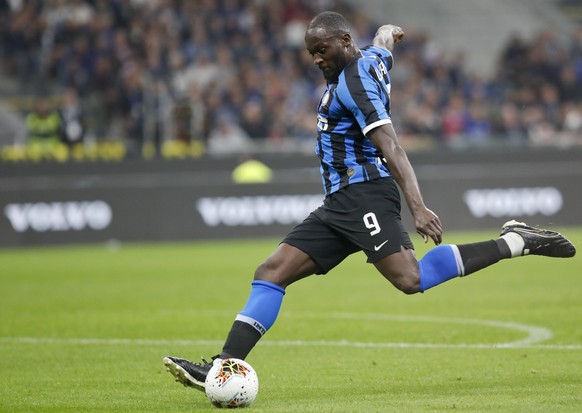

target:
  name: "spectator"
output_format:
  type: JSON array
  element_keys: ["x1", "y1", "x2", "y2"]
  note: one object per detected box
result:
[
  {"x1": 463, "y1": 102, "x2": 492, "y2": 145},
  {"x1": 441, "y1": 93, "x2": 467, "y2": 147},
  {"x1": 26, "y1": 96, "x2": 62, "y2": 147},
  {"x1": 240, "y1": 99, "x2": 271, "y2": 139},
  {"x1": 207, "y1": 112, "x2": 254, "y2": 155},
  {"x1": 59, "y1": 87, "x2": 85, "y2": 146},
  {"x1": 562, "y1": 102, "x2": 582, "y2": 142},
  {"x1": 495, "y1": 102, "x2": 527, "y2": 145}
]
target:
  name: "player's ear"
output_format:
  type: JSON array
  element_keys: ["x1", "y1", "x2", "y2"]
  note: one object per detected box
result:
[{"x1": 340, "y1": 33, "x2": 352, "y2": 49}]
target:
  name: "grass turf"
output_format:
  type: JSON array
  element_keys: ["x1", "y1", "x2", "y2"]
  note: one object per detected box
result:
[{"x1": 1, "y1": 227, "x2": 581, "y2": 412}]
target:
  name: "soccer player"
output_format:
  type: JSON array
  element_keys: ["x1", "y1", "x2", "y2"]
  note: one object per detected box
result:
[{"x1": 164, "y1": 11, "x2": 575, "y2": 391}]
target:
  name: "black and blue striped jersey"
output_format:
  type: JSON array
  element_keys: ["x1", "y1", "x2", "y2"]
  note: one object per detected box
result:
[{"x1": 316, "y1": 45, "x2": 395, "y2": 195}]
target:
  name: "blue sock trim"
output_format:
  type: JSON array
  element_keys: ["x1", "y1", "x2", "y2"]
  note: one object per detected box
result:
[
  {"x1": 251, "y1": 280, "x2": 285, "y2": 294},
  {"x1": 238, "y1": 280, "x2": 285, "y2": 333},
  {"x1": 419, "y1": 245, "x2": 462, "y2": 292}
]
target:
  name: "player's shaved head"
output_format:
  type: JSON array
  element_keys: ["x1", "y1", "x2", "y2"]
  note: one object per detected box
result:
[
  {"x1": 306, "y1": 11, "x2": 352, "y2": 38},
  {"x1": 304, "y1": 11, "x2": 358, "y2": 82}
]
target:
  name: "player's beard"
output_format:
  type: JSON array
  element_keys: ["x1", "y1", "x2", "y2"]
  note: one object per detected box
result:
[{"x1": 322, "y1": 53, "x2": 348, "y2": 82}]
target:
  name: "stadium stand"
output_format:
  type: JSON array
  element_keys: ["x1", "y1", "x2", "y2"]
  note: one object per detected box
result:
[{"x1": 0, "y1": 0, "x2": 580, "y2": 162}]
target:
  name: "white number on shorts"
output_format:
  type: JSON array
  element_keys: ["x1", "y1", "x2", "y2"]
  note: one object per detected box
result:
[{"x1": 363, "y1": 212, "x2": 381, "y2": 236}]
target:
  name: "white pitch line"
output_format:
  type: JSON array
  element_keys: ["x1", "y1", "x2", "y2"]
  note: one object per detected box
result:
[
  {"x1": 0, "y1": 313, "x2": 578, "y2": 350},
  {"x1": 155, "y1": 311, "x2": 554, "y2": 348},
  {"x1": 285, "y1": 312, "x2": 554, "y2": 347},
  {"x1": 0, "y1": 336, "x2": 581, "y2": 350}
]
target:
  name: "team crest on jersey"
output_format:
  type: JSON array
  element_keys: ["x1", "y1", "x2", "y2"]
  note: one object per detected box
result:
[
  {"x1": 317, "y1": 114, "x2": 328, "y2": 131},
  {"x1": 347, "y1": 168, "x2": 355, "y2": 177}
]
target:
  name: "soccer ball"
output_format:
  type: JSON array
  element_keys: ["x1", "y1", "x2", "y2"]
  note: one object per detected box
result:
[{"x1": 205, "y1": 358, "x2": 259, "y2": 408}]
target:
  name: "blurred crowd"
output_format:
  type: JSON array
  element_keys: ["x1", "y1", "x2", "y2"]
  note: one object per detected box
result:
[
  {"x1": 393, "y1": 28, "x2": 582, "y2": 149},
  {"x1": 0, "y1": 0, "x2": 581, "y2": 157}
]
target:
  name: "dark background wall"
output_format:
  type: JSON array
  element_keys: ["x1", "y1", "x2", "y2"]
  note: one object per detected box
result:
[{"x1": 1, "y1": 147, "x2": 581, "y2": 248}]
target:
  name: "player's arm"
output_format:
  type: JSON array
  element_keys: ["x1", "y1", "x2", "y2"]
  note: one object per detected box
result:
[
  {"x1": 373, "y1": 24, "x2": 404, "y2": 52},
  {"x1": 368, "y1": 123, "x2": 443, "y2": 245},
  {"x1": 370, "y1": 24, "x2": 442, "y2": 244}
]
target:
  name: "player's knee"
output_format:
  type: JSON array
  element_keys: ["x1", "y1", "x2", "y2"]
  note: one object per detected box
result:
[
  {"x1": 392, "y1": 272, "x2": 420, "y2": 295},
  {"x1": 399, "y1": 280, "x2": 420, "y2": 295},
  {"x1": 253, "y1": 260, "x2": 285, "y2": 287},
  {"x1": 254, "y1": 261, "x2": 273, "y2": 281},
  {"x1": 375, "y1": 248, "x2": 421, "y2": 295}
]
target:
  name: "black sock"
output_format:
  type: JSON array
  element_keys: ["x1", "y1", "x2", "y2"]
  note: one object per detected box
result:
[
  {"x1": 457, "y1": 239, "x2": 509, "y2": 276},
  {"x1": 219, "y1": 320, "x2": 262, "y2": 360}
]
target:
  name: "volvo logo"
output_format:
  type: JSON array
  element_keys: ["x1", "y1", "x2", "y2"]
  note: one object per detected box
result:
[
  {"x1": 4, "y1": 201, "x2": 113, "y2": 232},
  {"x1": 197, "y1": 195, "x2": 323, "y2": 227},
  {"x1": 464, "y1": 187, "x2": 563, "y2": 218}
]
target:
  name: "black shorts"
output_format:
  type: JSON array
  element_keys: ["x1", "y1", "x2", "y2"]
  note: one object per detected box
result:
[{"x1": 282, "y1": 178, "x2": 414, "y2": 274}]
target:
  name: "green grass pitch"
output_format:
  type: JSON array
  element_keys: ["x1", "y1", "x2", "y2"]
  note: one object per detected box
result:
[{"x1": 1, "y1": 228, "x2": 581, "y2": 412}]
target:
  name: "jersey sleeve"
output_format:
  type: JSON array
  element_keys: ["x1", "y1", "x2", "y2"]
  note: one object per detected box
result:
[
  {"x1": 363, "y1": 45, "x2": 394, "y2": 71},
  {"x1": 337, "y1": 50, "x2": 393, "y2": 136}
]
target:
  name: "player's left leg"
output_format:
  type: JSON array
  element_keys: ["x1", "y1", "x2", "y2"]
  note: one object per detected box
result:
[
  {"x1": 163, "y1": 243, "x2": 318, "y2": 391},
  {"x1": 163, "y1": 356, "x2": 213, "y2": 390},
  {"x1": 219, "y1": 242, "x2": 320, "y2": 360},
  {"x1": 374, "y1": 220, "x2": 576, "y2": 294},
  {"x1": 164, "y1": 207, "x2": 356, "y2": 391}
]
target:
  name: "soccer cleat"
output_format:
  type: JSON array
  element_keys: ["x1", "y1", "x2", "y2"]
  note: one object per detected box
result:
[
  {"x1": 500, "y1": 220, "x2": 576, "y2": 258},
  {"x1": 163, "y1": 356, "x2": 219, "y2": 391}
]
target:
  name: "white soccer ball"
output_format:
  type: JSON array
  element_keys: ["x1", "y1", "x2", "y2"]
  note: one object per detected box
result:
[{"x1": 205, "y1": 358, "x2": 259, "y2": 408}]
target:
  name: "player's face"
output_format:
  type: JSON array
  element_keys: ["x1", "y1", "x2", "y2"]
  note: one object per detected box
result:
[{"x1": 305, "y1": 30, "x2": 351, "y2": 82}]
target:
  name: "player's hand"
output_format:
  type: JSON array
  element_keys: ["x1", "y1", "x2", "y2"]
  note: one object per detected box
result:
[
  {"x1": 414, "y1": 207, "x2": 442, "y2": 245},
  {"x1": 373, "y1": 24, "x2": 404, "y2": 51}
]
